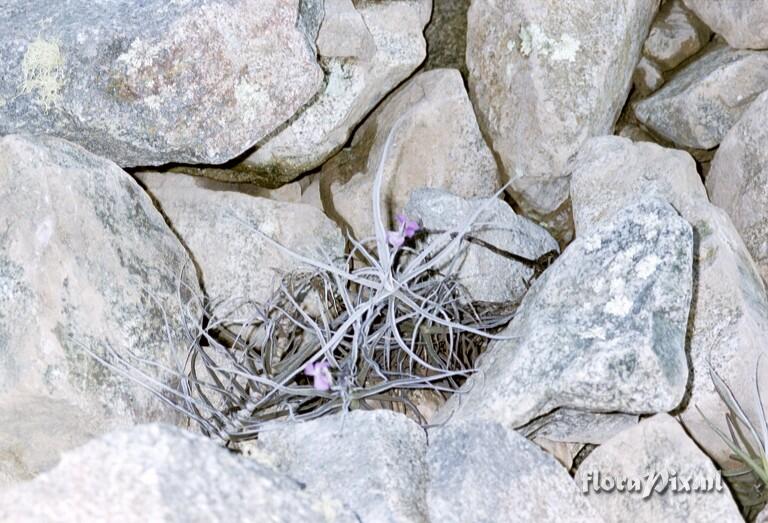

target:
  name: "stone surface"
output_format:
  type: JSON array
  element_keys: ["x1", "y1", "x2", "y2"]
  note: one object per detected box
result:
[
  {"x1": 643, "y1": 0, "x2": 711, "y2": 71},
  {"x1": 318, "y1": 68, "x2": 499, "y2": 239},
  {"x1": 404, "y1": 188, "x2": 558, "y2": 304},
  {"x1": 466, "y1": 0, "x2": 657, "y2": 234},
  {"x1": 436, "y1": 198, "x2": 693, "y2": 430},
  {"x1": 569, "y1": 135, "x2": 768, "y2": 467},
  {"x1": 521, "y1": 408, "x2": 639, "y2": 445},
  {"x1": 255, "y1": 410, "x2": 428, "y2": 523},
  {"x1": 684, "y1": 0, "x2": 768, "y2": 50},
  {"x1": 0, "y1": 0, "x2": 323, "y2": 167},
  {"x1": 707, "y1": 90, "x2": 768, "y2": 283},
  {"x1": 634, "y1": 42, "x2": 768, "y2": 149},
  {"x1": 424, "y1": 0, "x2": 470, "y2": 77},
  {"x1": 0, "y1": 424, "x2": 355, "y2": 523},
  {"x1": 137, "y1": 171, "x2": 344, "y2": 310},
  {"x1": 0, "y1": 135, "x2": 197, "y2": 427},
  {"x1": 239, "y1": 0, "x2": 431, "y2": 183},
  {"x1": 427, "y1": 420, "x2": 602, "y2": 523},
  {"x1": 576, "y1": 414, "x2": 742, "y2": 523},
  {"x1": 633, "y1": 57, "x2": 665, "y2": 96}
]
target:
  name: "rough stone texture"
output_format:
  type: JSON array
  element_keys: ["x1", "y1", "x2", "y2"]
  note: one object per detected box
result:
[
  {"x1": 424, "y1": 0, "x2": 470, "y2": 78},
  {"x1": 319, "y1": 68, "x2": 500, "y2": 239},
  {"x1": 436, "y1": 198, "x2": 693, "y2": 430},
  {"x1": 0, "y1": 135, "x2": 197, "y2": 428},
  {"x1": 576, "y1": 414, "x2": 742, "y2": 523},
  {"x1": 427, "y1": 420, "x2": 602, "y2": 523},
  {"x1": 0, "y1": 1, "x2": 323, "y2": 167},
  {"x1": 633, "y1": 42, "x2": 768, "y2": 149},
  {"x1": 0, "y1": 424, "x2": 355, "y2": 523},
  {"x1": 707, "y1": 90, "x2": 768, "y2": 283},
  {"x1": 239, "y1": 0, "x2": 431, "y2": 183},
  {"x1": 404, "y1": 188, "x2": 558, "y2": 304},
  {"x1": 255, "y1": 410, "x2": 428, "y2": 523},
  {"x1": 0, "y1": 394, "x2": 103, "y2": 488},
  {"x1": 633, "y1": 57, "x2": 665, "y2": 96},
  {"x1": 466, "y1": 0, "x2": 657, "y2": 235},
  {"x1": 684, "y1": 0, "x2": 768, "y2": 50},
  {"x1": 643, "y1": 0, "x2": 711, "y2": 71},
  {"x1": 569, "y1": 135, "x2": 768, "y2": 467},
  {"x1": 521, "y1": 408, "x2": 639, "y2": 445},
  {"x1": 136, "y1": 171, "x2": 344, "y2": 310}
]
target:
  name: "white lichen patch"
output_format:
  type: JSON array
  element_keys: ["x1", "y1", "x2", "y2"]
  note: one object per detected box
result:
[
  {"x1": 635, "y1": 254, "x2": 661, "y2": 279},
  {"x1": 605, "y1": 294, "x2": 633, "y2": 316},
  {"x1": 518, "y1": 24, "x2": 581, "y2": 63},
  {"x1": 21, "y1": 38, "x2": 65, "y2": 110}
]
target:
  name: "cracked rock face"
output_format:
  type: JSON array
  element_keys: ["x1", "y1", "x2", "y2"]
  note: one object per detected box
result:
[
  {"x1": 683, "y1": 0, "x2": 768, "y2": 50},
  {"x1": 0, "y1": 135, "x2": 198, "y2": 427},
  {"x1": 437, "y1": 198, "x2": 693, "y2": 430},
  {"x1": 0, "y1": 0, "x2": 323, "y2": 166},
  {"x1": 465, "y1": 0, "x2": 657, "y2": 237}
]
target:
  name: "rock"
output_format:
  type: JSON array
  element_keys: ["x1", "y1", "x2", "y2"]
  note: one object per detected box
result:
[
  {"x1": 0, "y1": 394, "x2": 103, "y2": 488},
  {"x1": 465, "y1": 0, "x2": 657, "y2": 235},
  {"x1": 633, "y1": 57, "x2": 665, "y2": 96},
  {"x1": 0, "y1": 424, "x2": 355, "y2": 523},
  {"x1": 706, "y1": 90, "x2": 768, "y2": 283},
  {"x1": 404, "y1": 188, "x2": 558, "y2": 304},
  {"x1": 318, "y1": 68, "x2": 500, "y2": 239},
  {"x1": 424, "y1": 0, "x2": 470, "y2": 77},
  {"x1": 633, "y1": 42, "x2": 768, "y2": 149},
  {"x1": 238, "y1": 0, "x2": 431, "y2": 183},
  {"x1": 136, "y1": 171, "x2": 344, "y2": 310},
  {"x1": 436, "y1": 198, "x2": 694, "y2": 430},
  {"x1": 576, "y1": 414, "x2": 742, "y2": 523},
  {"x1": 254, "y1": 410, "x2": 428, "y2": 523},
  {"x1": 569, "y1": 135, "x2": 768, "y2": 467},
  {"x1": 643, "y1": 0, "x2": 711, "y2": 71},
  {"x1": 683, "y1": 0, "x2": 768, "y2": 50},
  {"x1": 521, "y1": 408, "x2": 639, "y2": 446},
  {"x1": 0, "y1": 0, "x2": 323, "y2": 167},
  {"x1": 0, "y1": 135, "x2": 197, "y2": 427},
  {"x1": 427, "y1": 420, "x2": 602, "y2": 522}
]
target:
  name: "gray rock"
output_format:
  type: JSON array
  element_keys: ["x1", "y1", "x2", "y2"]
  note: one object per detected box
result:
[
  {"x1": 643, "y1": 0, "x2": 711, "y2": 71},
  {"x1": 707, "y1": 90, "x2": 768, "y2": 283},
  {"x1": 0, "y1": 0, "x2": 323, "y2": 166},
  {"x1": 569, "y1": 135, "x2": 768, "y2": 467},
  {"x1": 521, "y1": 408, "x2": 639, "y2": 446},
  {"x1": 466, "y1": 0, "x2": 657, "y2": 236},
  {"x1": 318, "y1": 68, "x2": 499, "y2": 239},
  {"x1": 0, "y1": 424, "x2": 355, "y2": 523},
  {"x1": 436, "y1": 198, "x2": 693, "y2": 430},
  {"x1": 424, "y1": 0, "x2": 470, "y2": 78},
  {"x1": 404, "y1": 188, "x2": 558, "y2": 304},
  {"x1": 255, "y1": 410, "x2": 428, "y2": 523},
  {"x1": 684, "y1": 0, "x2": 768, "y2": 50},
  {"x1": 633, "y1": 42, "x2": 768, "y2": 149},
  {"x1": 576, "y1": 414, "x2": 742, "y2": 523},
  {"x1": 238, "y1": 0, "x2": 431, "y2": 183},
  {"x1": 633, "y1": 57, "x2": 665, "y2": 96},
  {"x1": 136, "y1": 171, "x2": 344, "y2": 312},
  {"x1": 427, "y1": 420, "x2": 603, "y2": 523},
  {"x1": 0, "y1": 135, "x2": 197, "y2": 427}
]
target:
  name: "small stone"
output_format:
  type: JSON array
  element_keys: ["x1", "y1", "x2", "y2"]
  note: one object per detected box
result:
[
  {"x1": 643, "y1": 0, "x2": 711, "y2": 71},
  {"x1": 634, "y1": 42, "x2": 768, "y2": 149},
  {"x1": 684, "y1": 0, "x2": 768, "y2": 50},
  {"x1": 633, "y1": 56, "x2": 665, "y2": 96}
]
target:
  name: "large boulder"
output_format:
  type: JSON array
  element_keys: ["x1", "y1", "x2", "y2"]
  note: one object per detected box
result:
[
  {"x1": 318, "y1": 68, "x2": 499, "y2": 239},
  {"x1": 706, "y1": 90, "x2": 768, "y2": 283},
  {"x1": 137, "y1": 171, "x2": 344, "y2": 310},
  {"x1": 254, "y1": 410, "x2": 428, "y2": 523},
  {"x1": 436, "y1": 198, "x2": 693, "y2": 429},
  {"x1": 0, "y1": 424, "x2": 356, "y2": 522},
  {"x1": 569, "y1": 135, "x2": 768, "y2": 467},
  {"x1": 576, "y1": 414, "x2": 742, "y2": 523},
  {"x1": 465, "y1": 0, "x2": 657, "y2": 235},
  {"x1": 633, "y1": 43, "x2": 768, "y2": 149},
  {"x1": 683, "y1": 0, "x2": 768, "y2": 50},
  {"x1": 427, "y1": 420, "x2": 602, "y2": 522},
  {"x1": 238, "y1": 0, "x2": 431, "y2": 183},
  {"x1": 0, "y1": 0, "x2": 322, "y2": 166}
]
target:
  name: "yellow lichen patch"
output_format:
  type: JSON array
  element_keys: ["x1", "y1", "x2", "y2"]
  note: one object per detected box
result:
[{"x1": 21, "y1": 38, "x2": 65, "y2": 111}]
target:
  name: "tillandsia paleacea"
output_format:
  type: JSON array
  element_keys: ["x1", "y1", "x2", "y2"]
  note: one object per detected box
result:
[{"x1": 77, "y1": 106, "x2": 557, "y2": 444}]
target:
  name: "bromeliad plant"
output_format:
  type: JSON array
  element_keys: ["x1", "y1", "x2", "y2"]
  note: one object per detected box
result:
[
  {"x1": 81, "y1": 113, "x2": 554, "y2": 444},
  {"x1": 699, "y1": 361, "x2": 768, "y2": 520}
]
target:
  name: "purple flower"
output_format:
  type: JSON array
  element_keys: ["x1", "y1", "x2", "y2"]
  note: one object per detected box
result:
[
  {"x1": 304, "y1": 360, "x2": 332, "y2": 391},
  {"x1": 387, "y1": 214, "x2": 421, "y2": 249}
]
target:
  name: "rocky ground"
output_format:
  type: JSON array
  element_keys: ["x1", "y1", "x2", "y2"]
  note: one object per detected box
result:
[{"x1": 1, "y1": 1, "x2": 768, "y2": 522}]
